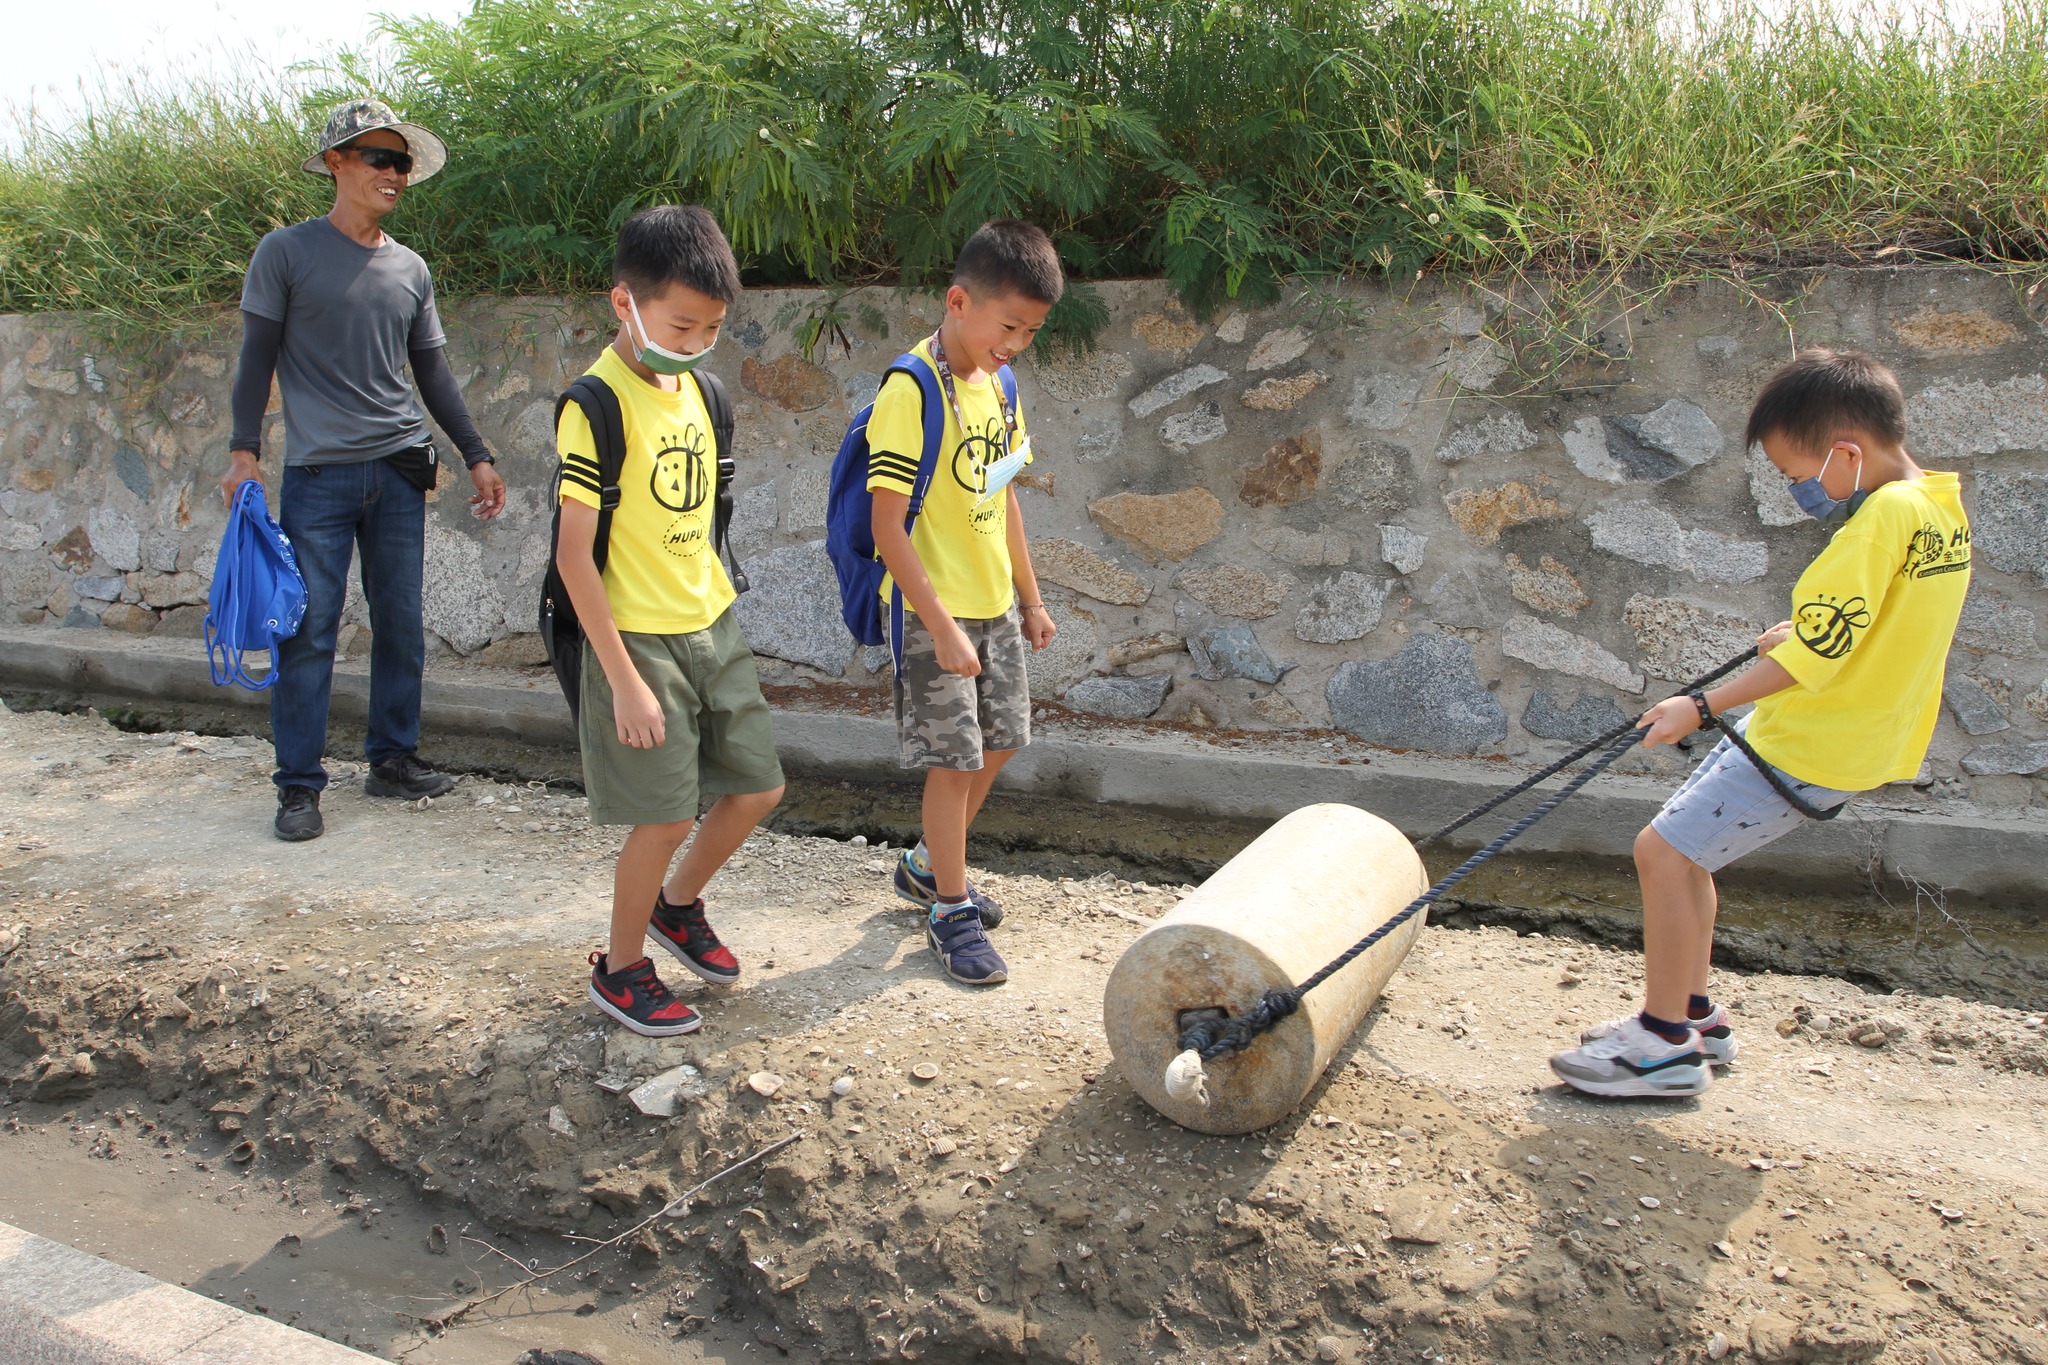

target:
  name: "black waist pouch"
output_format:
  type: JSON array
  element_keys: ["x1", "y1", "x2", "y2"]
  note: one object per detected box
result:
[{"x1": 384, "y1": 440, "x2": 439, "y2": 492}]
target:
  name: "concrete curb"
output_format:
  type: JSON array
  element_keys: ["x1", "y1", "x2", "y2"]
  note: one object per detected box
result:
[
  {"x1": 0, "y1": 1219, "x2": 376, "y2": 1364},
  {"x1": 2, "y1": 624, "x2": 2042, "y2": 897}
]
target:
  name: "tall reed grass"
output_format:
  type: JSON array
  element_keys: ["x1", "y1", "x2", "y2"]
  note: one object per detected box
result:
[{"x1": 3, "y1": 0, "x2": 2044, "y2": 331}]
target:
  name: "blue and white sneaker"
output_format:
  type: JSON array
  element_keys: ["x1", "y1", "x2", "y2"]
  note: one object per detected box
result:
[
  {"x1": 1582, "y1": 1005, "x2": 1738, "y2": 1066},
  {"x1": 927, "y1": 904, "x2": 1008, "y2": 986},
  {"x1": 1549, "y1": 1016, "x2": 1712, "y2": 1098},
  {"x1": 894, "y1": 850, "x2": 1006, "y2": 929}
]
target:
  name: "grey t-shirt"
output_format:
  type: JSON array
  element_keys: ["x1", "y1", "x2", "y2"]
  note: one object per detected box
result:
[{"x1": 240, "y1": 217, "x2": 447, "y2": 466}]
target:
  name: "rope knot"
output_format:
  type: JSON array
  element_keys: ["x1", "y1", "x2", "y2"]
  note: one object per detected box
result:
[{"x1": 1175, "y1": 987, "x2": 1305, "y2": 1061}]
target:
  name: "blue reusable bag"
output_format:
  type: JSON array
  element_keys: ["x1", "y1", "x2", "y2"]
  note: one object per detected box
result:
[
  {"x1": 204, "y1": 479, "x2": 307, "y2": 690},
  {"x1": 823, "y1": 352, "x2": 1016, "y2": 656}
]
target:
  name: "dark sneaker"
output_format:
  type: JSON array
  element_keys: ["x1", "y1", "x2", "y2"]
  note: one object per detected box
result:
[
  {"x1": 364, "y1": 752, "x2": 457, "y2": 799},
  {"x1": 274, "y1": 786, "x2": 324, "y2": 842},
  {"x1": 587, "y1": 952, "x2": 702, "y2": 1037},
  {"x1": 893, "y1": 850, "x2": 1006, "y2": 929},
  {"x1": 650, "y1": 894, "x2": 741, "y2": 986},
  {"x1": 927, "y1": 905, "x2": 1008, "y2": 986}
]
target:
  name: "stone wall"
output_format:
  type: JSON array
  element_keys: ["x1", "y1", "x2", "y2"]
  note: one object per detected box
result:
[{"x1": 3, "y1": 268, "x2": 2046, "y2": 810}]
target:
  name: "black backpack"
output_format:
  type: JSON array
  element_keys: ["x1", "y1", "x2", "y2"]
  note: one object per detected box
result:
[{"x1": 538, "y1": 369, "x2": 747, "y2": 720}]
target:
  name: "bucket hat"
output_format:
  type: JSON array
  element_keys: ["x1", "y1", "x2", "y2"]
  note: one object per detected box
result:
[{"x1": 301, "y1": 99, "x2": 447, "y2": 183}]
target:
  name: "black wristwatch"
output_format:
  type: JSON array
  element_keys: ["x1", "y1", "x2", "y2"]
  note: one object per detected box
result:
[
  {"x1": 1686, "y1": 689, "x2": 1715, "y2": 729},
  {"x1": 463, "y1": 453, "x2": 497, "y2": 470}
]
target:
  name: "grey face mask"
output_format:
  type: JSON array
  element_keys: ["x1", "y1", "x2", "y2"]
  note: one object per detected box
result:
[
  {"x1": 1788, "y1": 447, "x2": 1867, "y2": 524},
  {"x1": 626, "y1": 292, "x2": 717, "y2": 376}
]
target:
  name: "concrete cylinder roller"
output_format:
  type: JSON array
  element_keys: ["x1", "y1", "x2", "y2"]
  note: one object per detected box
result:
[{"x1": 1102, "y1": 804, "x2": 1428, "y2": 1135}]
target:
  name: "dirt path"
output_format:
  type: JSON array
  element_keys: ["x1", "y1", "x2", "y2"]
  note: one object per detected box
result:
[{"x1": 1, "y1": 701, "x2": 2044, "y2": 1365}]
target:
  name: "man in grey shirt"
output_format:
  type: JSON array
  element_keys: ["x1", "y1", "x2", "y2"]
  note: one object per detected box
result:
[{"x1": 221, "y1": 99, "x2": 507, "y2": 842}]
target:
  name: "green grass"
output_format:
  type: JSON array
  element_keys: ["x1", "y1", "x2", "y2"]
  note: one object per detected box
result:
[{"x1": 4, "y1": 0, "x2": 2046, "y2": 335}]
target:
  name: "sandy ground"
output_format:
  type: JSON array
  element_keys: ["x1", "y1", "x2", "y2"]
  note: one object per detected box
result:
[{"x1": 1, "y1": 700, "x2": 2045, "y2": 1365}]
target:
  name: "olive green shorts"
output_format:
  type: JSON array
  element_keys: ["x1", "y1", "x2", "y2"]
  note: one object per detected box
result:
[{"x1": 578, "y1": 609, "x2": 784, "y2": 826}]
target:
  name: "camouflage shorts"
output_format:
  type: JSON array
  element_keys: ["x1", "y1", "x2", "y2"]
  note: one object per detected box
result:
[{"x1": 893, "y1": 606, "x2": 1032, "y2": 770}]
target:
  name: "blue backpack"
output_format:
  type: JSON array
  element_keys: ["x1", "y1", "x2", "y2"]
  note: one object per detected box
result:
[
  {"x1": 204, "y1": 479, "x2": 307, "y2": 690},
  {"x1": 825, "y1": 351, "x2": 1017, "y2": 656}
]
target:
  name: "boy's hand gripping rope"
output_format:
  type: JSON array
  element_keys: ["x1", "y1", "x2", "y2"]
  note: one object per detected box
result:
[{"x1": 1163, "y1": 647, "x2": 1771, "y2": 1107}]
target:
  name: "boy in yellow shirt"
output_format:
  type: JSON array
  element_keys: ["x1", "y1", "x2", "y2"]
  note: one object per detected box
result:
[
  {"x1": 553, "y1": 205, "x2": 784, "y2": 1036},
  {"x1": 868, "y1": 221, "x2": 1062, "y2": 985},
  {"x1": 1551, "y1": 349, "x2": 1971, "y2": 1097}
]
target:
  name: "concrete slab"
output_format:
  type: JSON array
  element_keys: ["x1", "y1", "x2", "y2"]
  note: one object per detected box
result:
[
  {"x1": 1, "y1": 624, "x2": 2042, "y2": 898},
  {"x1": 0, "y1": 1220, "x2": 375, "y2": 1364}
]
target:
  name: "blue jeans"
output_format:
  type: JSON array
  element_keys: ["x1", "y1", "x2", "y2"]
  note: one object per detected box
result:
[{"x1": 272, "y1": 458, "x2": 426, "y2": 791}]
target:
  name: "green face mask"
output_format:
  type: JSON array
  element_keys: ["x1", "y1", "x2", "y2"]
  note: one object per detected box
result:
[{"x1": 626, "y1": 292, "x2": 717, "y2": 375}]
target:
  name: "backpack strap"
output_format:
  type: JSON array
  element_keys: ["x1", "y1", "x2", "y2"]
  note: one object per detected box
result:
[
  {"x1": 896, "y1": 354, "x2": 948, "y2": 521},
  {"x1": 996, "y1": 363, "x2": 1018, "y2": 433},
  {"x1": 884, "y1": 353, "x2": 950, "y2": 666},
  {"x1": 555, "y1": 375, "x2": 627, "y2": 574},
  {"x1": 692, "y1": 368, "x2": 748, "y2": 594}
]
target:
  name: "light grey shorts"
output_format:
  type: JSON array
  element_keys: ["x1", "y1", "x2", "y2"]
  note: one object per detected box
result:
[{"x1": 1650, "y1": 730, "x2": 1856, "y2": 873}]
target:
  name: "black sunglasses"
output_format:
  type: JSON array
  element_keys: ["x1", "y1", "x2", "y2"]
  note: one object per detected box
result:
[{"x1": 345, "y1": 146, "x2": 414, "y2": 174}]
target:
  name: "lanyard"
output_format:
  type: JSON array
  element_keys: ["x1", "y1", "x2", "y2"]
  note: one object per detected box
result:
[{"x1": 927, "y1": 332, "x2": 1018, "y2": 456}]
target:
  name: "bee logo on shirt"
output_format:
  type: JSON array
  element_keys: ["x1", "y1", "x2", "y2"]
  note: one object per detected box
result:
[
  {"x1": 650, "y1": 426, "x2": 709, "y2": 513},
  {"x1": 1794, "y1": 593, "x2": 1872, "y2": 661},
  {"x1": 1903, "y1": 525, "x2": 1946, "y2": 577},
  {"x1": 1905, "y1": 521, "x2": 1971, "y2": 579},
  {"x1": 950, "y1": 422, "x2": 1004, "y2": 489}
]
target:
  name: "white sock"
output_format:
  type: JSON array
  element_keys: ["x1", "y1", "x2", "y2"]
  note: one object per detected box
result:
[{"x1": 909, "y1": 839, "x2": 932, "y2": 875}]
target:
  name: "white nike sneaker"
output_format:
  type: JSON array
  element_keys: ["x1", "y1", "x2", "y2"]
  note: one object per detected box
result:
[
  {"x1": 1550, "y1": 1016, "x2": 1713, "y2": 1098},
  {"x1": 1582, "y1": 1004, "x2": 1739, "y2": 1066}
]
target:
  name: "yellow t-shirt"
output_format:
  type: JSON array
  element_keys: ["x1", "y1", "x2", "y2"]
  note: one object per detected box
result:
[
  {"x1": 1746, "y1": 472, "x2": 1971, "y2": 791},
  {"x1": 555, "y1": 346, "x2": 735, "y2": 635},
  {"x1": 864, "y1": 339, "x2": 1031, "y2": 621}
]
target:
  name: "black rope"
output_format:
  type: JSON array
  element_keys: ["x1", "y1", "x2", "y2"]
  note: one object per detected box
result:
[
  {"x1": 1171, "y1": 643, "x2": 1852, "y2": 1066},
  {"x1": 1707, "y1": 714, "x2": 1844, "y2": 821},
  {"x1": 1419, "y1": 648, "x2": 1759, "y2": 848},
  {"x1": 1177, "y1": 723, "x2": 1650, "y2": 1062}
]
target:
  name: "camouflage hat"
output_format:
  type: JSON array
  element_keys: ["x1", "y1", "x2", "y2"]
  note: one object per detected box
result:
[{"x1": 300, "y1": 99, "x2": 447, "y2": 183}]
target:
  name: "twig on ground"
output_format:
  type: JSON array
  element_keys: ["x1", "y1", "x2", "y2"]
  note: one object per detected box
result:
[
  {"x1": 458, "y1": 1235, "x2": 534, "y2": 1275},
  {"x1": 411, "y1": 1129, "x2": 806, "y2": 1335},
  {"x1": 659, "y1": 1129, "x2": 805, "y2": 1218}
]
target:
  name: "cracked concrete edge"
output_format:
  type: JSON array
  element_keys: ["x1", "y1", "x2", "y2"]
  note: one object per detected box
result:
[
  {"x1": 1, "y1": 625, "x2": 2041, "y2": 898},
  {"x1": 0, "y1": 1220, "x2": 376, "y2": 1364}
]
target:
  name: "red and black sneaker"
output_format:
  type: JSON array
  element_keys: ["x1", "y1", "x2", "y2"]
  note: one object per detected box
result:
[
  {"x1": 587, "y1": 952, "x2": 702, "y2": 1036},
  {"x1": 650, "y1": 894, "x2": 742, "y2": 986}
]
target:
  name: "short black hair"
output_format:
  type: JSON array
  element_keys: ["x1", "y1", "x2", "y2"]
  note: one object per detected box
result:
[
  {"x1": 952, "y1": 219, "x2": 1064, "y2": 305},
  {"x1": 1744, "y1": 348, "x2": 1906, "y2": 455},
  {"x1": 612, "y1": 205, "x2": 742, "y2": 304}
]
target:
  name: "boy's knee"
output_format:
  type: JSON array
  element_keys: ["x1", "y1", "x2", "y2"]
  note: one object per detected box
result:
[
  {"x1": 634, "y1": 819, "x2": 694, "y2": 848},
  {"x1": 734, "y1": 784, "x2": 783, "y2": 814},
  {"x1": 1634, "y1": 825, "x2": 1697, "y2": 877}
]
